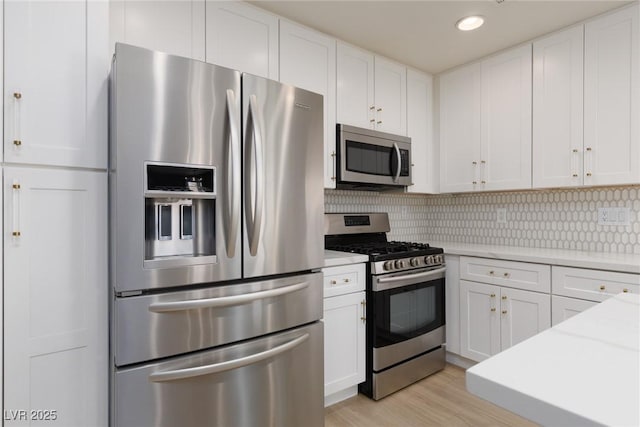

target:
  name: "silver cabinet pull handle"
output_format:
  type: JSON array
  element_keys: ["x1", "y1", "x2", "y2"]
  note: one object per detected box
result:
[
  {"x1": 225, "y1": 89, "x2": 241, "y2": 258},
  {"x1": 246, "y1": 95, "x2": 265, "y2": 257},
  {"x1": 13, "y1": 92, "x2": 22, "y2": 147},
  {"x1": 571, "y1": 148, "x2": 579, "y2": 178},
  {"x1": 148, "y1": 333, "x2": 309, "y2": 382},
  {"x1": 392, "y1": 142, "x2": 401, "y2": 183},
  {"x1": 12, "y1": 180, "x2": 22, "y2": 238},
  {"x1": 585, "y1": 147, "x2": 593, "y2": 178},
  {"x1": 473, "y1": 161, "x2": 479, "y2": 185},
  {"x1": 148, "y1": 281, "x2": 309, "y2": 313}
]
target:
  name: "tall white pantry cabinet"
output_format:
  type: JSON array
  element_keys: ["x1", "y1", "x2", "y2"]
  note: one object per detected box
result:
[{"x1": 2, "y1": 1, "x2": 109, "y2": 425}]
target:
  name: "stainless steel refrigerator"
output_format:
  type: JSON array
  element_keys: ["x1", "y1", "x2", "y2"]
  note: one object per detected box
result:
[{"x1": 109, "y1": 43, "x2": 324, "y2": 426}]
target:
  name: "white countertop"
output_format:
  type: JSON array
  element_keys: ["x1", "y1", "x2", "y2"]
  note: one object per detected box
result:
[
  {"x1": 466, "y1": 293, "x2": 640, "y2": 426},
  {"x1": 323, "y1": 250, "x2": 369, "y2": 268},
  {"x1": 431, "y1": 241, "x2": 640, "y2": 274}
]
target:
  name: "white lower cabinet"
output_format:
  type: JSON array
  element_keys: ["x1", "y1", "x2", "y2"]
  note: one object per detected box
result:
[
  {"x1": 3, "y1": 167, "x2": 107, "y2": 426},
  {"x1": 460, "y1": 280, "x2": 550, "y2": 362},
  {"x1": 551, "y1": 295, "x2": 598, "y2": 326},
  {"x1": 551, "y1": 265, "x2": 639, "y2": 325},
  {"x1": 322, "y1": 263, "x2": 365, "y2": 406}
]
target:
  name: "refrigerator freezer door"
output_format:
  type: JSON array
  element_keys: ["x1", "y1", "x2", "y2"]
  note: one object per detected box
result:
[
  {"x1": 242, "y1": 74, "x2": 324, "y2": 278},
  {"x1": 114, "y1": 272, "x2": 323, "y2": 366},
  {"x1": 110, "y1": 44, "x2": 242, "y2": 292},
  {"x1": 114, "y1": 322, "x2": 324, "y2": 427}
]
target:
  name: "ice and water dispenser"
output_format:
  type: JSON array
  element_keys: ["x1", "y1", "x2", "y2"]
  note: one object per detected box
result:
[{"x1": 144, "y1": 162, "x2": 216, "y2": 267}]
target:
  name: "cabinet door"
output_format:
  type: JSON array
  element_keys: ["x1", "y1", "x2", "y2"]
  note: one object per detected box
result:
[
  {"x1": 374, "y1": 56, "x2": 407, "y2": 135},
  {"x1": 336, "y1": 42, "x2": 375, "y2": 130},
  {"x1": 406, "y1": 69, "x2": 435, "y2": 194},
  {"x1": 584, "y1": 5, "x2": 639, "y2": 186},
  {"x1": 112, "y1": 0, "x2": 205, "y2": 61},
  {"x1": 439, "y1": 63, "x2": 481, "y2": 193},
  {"x1": 3, "y1": 167, "x2": 107, "y2": 426},
  {"x1": 205, "y1": 1, "x2": 278, "y2": 79},
  {"x1": 551, "y1": 295, "x2": 597, "y2": 326},
  {"x1": 481, "y1": 44, "x2": 532, "y2": 191},
  {"x1": 459, "y1": 280, "x2": 500, "y2": 362},
  {"x1": 279, "y1": 21, "x2": 336, "y2": 189},
  {"x1": 4, "y1": 1, "x2": 102, "y2": 169},
  {"x1": 323, "y1": 291, "x2": 366, "y2": 398},
  {"x1": 500, "y1": 288, "x2": 550, "y2": 351},
  {"x1": 533, "y1": 25, "x2": 584, "y2": 188}
]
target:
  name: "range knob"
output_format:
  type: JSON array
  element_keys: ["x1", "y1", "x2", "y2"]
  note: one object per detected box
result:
[
  {"x1": 394, "y1": 260, "x2": 406, "y2": 269},
  {"x1": 410, "y1": 257, "x2": 421, "y2": 267},
  {"x1": 424, "y1": 255, "x2": 434, "y2": 265},
  {"x1": 383, "y1": 261, "x2": 395, "y2": 271},
  {"x1": 435, "y1": 254, "x2": 444, "y2": 264}
]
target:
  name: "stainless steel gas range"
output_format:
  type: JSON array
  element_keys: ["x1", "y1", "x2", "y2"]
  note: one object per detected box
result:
[{"x1": 325, "y1": 213, "x2": 446, "y2": 400}]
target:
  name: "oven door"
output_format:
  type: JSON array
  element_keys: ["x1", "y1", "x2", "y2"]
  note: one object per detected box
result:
[
  {"x1": 338, "y1": 129, "x2": 411, "y2": 187},
  {"x1": 371, "y1": 266, "x2": 445, "y2": 371}
]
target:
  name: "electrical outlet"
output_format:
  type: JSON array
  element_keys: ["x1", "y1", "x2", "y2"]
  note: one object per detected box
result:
[
  {"x1": 496, "y1": 208, "x2": 507, "y2": 224},
  {"x1": 598, "y1": 207, "x2": 631, "y2": 226}
]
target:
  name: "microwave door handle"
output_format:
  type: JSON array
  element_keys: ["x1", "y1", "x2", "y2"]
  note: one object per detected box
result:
[
  {"x1": 374, "y1": 267, "x2": 446, "y2": 292},
  {"x1": 148, "y1": 281, "x2": 309, "y2": 313},
  {"x1": 393, "y1": 143, "x2": 401, "y2": 182},
  {"x1": 247, "y1": 95, "x2": 265, "y2": 257},
  {"x1": 148, "y1": 333, "x2": 309, "y2": 382},
  {"x1": 225, "y1": 89, "x2": 241, "y2": 258}
]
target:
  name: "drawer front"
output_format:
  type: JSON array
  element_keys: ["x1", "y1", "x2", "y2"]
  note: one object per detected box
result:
[
  {"x1": 551, "y1": 295, "x2": 598, "y2": 326},
  {"x1": 460, "y1": 256, "x2": 551, "y2": 292},
  {"x1": 323, "y1": 263, "x2": 366, "y2": 297},
  {"x1": 552, "y1": 266, "x2": 640, "y2": 302},
  {"x1": 115, "y1": 272, "x2": 323, "y2": 366}
]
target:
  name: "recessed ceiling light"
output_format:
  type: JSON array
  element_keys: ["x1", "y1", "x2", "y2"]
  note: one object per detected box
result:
[{"x1": 456, "y1": 15, "x2": 485, "y2": 31}]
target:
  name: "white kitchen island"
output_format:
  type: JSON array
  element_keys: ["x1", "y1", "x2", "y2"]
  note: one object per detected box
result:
[{"x1": 466, "y1": 292, "x2": 640, "y2": 426}]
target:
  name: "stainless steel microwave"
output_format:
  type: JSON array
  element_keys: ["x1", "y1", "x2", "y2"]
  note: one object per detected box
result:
[{"x1": 336, "y1": 124, "x2": 411, "y2": 190}]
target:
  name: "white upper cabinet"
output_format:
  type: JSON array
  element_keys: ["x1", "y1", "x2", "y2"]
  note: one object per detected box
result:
[
  {"x1": 406, "y1": 69, "x2": 435, "y2": 193},
  {"x1": 584, "y1": 4, "x2": 639, "y2": 186},
  {"x1": 4, "y1": 0, "x2": 108, "y2": 169},
  {"x1": 480, "y1": 44, "x2": 532, "y2": 191},
  {"x1": 279, "y1": 20, "x2": 336, "y2": 189},
  {"x1": 439, "y1": 63, "x2": 482, "y2": 193},
  {"x1": 439, "y1": 45, "x2": 532, "y2": 193},
  {"x1": 533, "y1": 25, "x2": 585, "y2": 188},
  {"x1": 336, "y1": 42, "x2": 374, "y2": 130},
  {"x1": 374, "y1": 56, "x2": 407, "y2": 135},
  {"x1": 337, "y1": 43, "x2": 406, "y2": 135},
  {"x1": 206, "y1": 1, "x2": 278, "y2": 79},
  {"x1": 111, "y1": 0, "x2": 205, "y2": 61}
]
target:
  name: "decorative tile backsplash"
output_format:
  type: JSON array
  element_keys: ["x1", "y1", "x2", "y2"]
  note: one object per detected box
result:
[{"x1": 325, "y1": 186, "x2": 640, "y2": 254}]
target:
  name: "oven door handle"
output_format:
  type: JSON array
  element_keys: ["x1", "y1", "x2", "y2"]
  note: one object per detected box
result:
[
  {"x1": 374, "y1": 267, "x2": 446, "y2": 292},
  {"x1": 148, "y1": 281, "x2": 309, "y2": 313},
  {"x1": 148, "y1": 333, "x2": 309, "y2": 382}
]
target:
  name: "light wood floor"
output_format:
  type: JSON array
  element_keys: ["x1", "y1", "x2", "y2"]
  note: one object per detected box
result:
[{"x1": 325, "y1": 364, "x2": 538, "y2": 426}]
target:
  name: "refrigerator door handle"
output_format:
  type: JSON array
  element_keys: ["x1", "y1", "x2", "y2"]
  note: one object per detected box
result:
[
  {"x1": 225, "y1": 89, "x2": 241, "y2": 258},
  {"x1": 247, "y1": 94, "x2": 265, "y2": 256},
  {"x1": 147, "y1": 281, "x2": 309, "y2": 313},
  {"x1": 148, "y1": 333, "x2": 309, "y2": 382}
]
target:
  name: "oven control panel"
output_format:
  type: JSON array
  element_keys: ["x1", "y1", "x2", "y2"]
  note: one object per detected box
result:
[{"x1": 372, "y1": 254, "x2": 444, "y2": 275}]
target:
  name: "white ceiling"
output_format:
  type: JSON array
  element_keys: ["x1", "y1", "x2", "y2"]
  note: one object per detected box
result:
[{"x1": 249, "y1": 0, "x2": 634, "y2": 74}]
